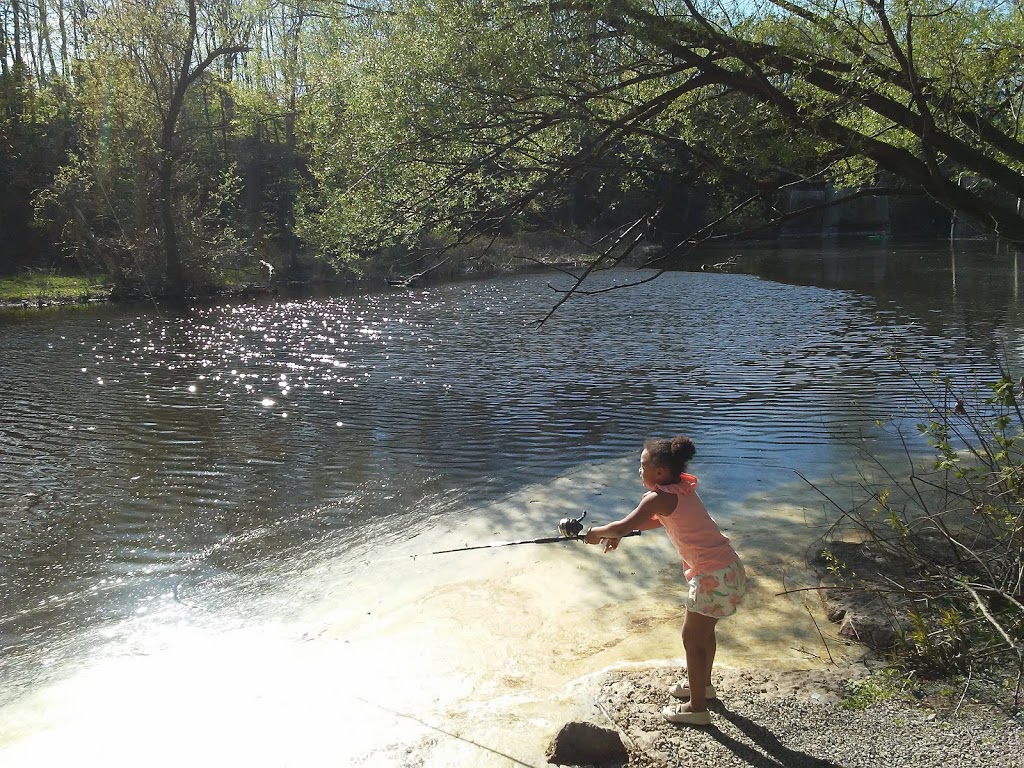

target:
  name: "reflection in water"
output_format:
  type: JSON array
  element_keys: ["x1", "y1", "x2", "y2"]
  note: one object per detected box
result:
[{"x1": 1, "y1": 241, "x2": 1022, "y2": 764}]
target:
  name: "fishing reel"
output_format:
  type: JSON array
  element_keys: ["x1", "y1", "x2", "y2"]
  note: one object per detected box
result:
[{"x1": 558, "y1": 510, "x2": 588, "y2": 538}]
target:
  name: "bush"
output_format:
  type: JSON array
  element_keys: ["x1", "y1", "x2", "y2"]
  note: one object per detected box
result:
[{"x1": 810, "y1": 367, "x2": 1023, "y2": 703}]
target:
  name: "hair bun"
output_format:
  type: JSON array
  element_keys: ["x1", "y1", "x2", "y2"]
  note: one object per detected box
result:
[{"x1": 671, "y1": 436, "x2": 696, "y2": 465}]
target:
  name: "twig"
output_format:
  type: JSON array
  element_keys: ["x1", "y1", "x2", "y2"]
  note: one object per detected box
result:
[
  {"x1": 954, "y1": 666, "x2": 973, "y2": 717},
  {"x1": 355, "y1": 697, "x2": 535, "y2": 766},
  {"x1": 806, "y1": 605, "x2": 837, "y2": 665},
  {"x1": 790, "y1": 646, "x2": 826, "y2": 661},
  {"x1": 962, "y1": 582, "x2": 1023, "y2": 655}
]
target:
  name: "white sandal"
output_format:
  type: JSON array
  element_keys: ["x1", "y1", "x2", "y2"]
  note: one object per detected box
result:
[
  {"x1": 668, "y1": 682, "x2": 717, "y2": 700},
  {"x1": 662, "y1": 705, "x2": 712, "y2": 725}
]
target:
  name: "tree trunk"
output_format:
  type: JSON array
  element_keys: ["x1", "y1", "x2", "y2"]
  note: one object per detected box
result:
[
  {"x1": 220, "y1": 52, "x2": 234, "y2": 163},
  {"x1": 282, "y1": 8, "x2": 304, "y2": 276},
  {"x1": 12, "y1": 0, "x2": 22, "y2": 65},
  {"x1": 159, "y1": 151, "x2": 186, "y2": 297},
  {"x1": 75, "y1": 0, "x2": 87, "y2": 50},
  {"x1": 1, "y1": 2, "x2": 9, "y2": 78},
  {"x1": 56, "y1": 0, "x2": 68, "y2": 78},
  {"x1": 73, "y1": 203, "x2": 126, "y2": 296},
  {"x1": 39, "y1": 0, "x2": 58, "y2": 78}
]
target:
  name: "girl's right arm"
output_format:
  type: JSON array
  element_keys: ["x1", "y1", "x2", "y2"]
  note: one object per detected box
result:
[{"x1": 584, "y1": 491, "x2": 672, "y2": 547}]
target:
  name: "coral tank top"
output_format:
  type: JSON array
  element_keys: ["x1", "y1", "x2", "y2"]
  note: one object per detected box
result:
[{"x1": 653, "y1": 473, "x2": 739, "y2": 581}]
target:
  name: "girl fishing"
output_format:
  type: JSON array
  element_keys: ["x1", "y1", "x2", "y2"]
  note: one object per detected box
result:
[{"x1": 584, "y1": 436, "x2": 746, "y2": 726}]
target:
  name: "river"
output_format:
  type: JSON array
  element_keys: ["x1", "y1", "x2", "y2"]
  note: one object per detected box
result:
[{"x1": 0, "y1": 240, "x2": 1021, "y2": 765}]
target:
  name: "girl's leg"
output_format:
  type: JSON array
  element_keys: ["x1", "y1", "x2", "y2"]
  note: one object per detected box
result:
[{"x1": 681, "y1": 610, "x2": 718, "y2": 712}]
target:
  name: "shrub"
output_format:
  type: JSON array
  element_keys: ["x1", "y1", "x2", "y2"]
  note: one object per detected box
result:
[{"x1": 810, "y1": 367, "x2": 1023, "y2": 703}]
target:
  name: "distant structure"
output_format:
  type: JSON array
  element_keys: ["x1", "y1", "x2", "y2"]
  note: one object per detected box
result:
[{"x1": 779, "y1": 182, "x2": 959, "y2": 239}]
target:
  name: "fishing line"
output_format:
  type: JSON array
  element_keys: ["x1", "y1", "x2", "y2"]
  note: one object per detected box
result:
[{"x1": 354, "y1": 696, "x2": 536, "y2": 767}]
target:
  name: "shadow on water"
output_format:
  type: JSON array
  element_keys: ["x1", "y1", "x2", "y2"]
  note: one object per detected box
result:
[{"x1": 717, "y1": 238, "x2": 1024, "y2": 362}]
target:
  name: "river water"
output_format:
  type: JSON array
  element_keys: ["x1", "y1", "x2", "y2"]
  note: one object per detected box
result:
[{"x1": 0, "y1": 240, "x2": 1022, "y2": 765}]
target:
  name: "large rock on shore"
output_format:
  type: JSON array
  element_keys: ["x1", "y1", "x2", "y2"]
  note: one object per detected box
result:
[
  {"x1": 812, "y1": 540, "x2": 913, "y2": 649},
  {"x1": 545, "y1": 721, "x2": 629, "y2": 766}
]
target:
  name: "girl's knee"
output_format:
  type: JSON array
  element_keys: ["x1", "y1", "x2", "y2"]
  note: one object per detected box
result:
[
  {"x1": 682, "y1": 636, "x2": 705, "y2": 656},
  {"x1": 682, "y1": 625, "x2": 713, "y2": 649}
]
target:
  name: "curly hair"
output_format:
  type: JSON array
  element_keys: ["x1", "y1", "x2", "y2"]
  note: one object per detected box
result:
[{"x1": 643, "y1": 436, "x2": 696, "y2": 477}]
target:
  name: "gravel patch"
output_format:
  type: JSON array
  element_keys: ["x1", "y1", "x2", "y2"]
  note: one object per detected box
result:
[{"x1": 593, "y1": 666, "x2": 1024, "y2": 768}]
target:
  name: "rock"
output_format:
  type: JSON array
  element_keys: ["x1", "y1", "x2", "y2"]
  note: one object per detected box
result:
[
  {"x1": 826, "y1": 604, "x2": 847, "y2": 622},
  {"x1": 838, "y1": 611, "x2": 897, "y2": 648},
  {"x1": 545, "y1": 721, "x2": 629, "y2": 766},
  {"x1": 814, "y1": 542, "x2": 912, "y2": 651}
]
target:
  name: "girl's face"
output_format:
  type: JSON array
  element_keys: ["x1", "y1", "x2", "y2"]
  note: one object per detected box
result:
[{"x1": 639, "y1": 449, "x2": 674, "y2": 489}]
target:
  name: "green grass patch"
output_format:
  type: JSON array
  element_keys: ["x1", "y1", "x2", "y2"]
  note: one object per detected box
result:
[
  {"x1": 840, "y1": 671, "x2": 900, "y2": 710},
  {"x1": 0, "y1": 273, "x2": 109, "y2": 302}
]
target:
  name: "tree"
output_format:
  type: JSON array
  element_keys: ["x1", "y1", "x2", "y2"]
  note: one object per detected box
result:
[
  {"x1": 106, "y1": 0, "x2": 248, "y2": 295},
  {"x1": 40, "y1": 0, "x2": 250, "y2": 297},
  {"x1": 299, "y1": 0, "x2": 1024, "y2": 282},
  {"x1": 232, "y1": 0, "x2": 320, "y2": 278}
]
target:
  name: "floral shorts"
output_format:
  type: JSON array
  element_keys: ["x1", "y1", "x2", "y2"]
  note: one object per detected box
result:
[{"x1": 686, "y1": 560, "x2": 747, "y2": 618}]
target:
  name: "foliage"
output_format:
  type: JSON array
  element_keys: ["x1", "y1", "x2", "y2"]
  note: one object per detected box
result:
[
  {"x1": 0, "y1": 65, "x2": 78, "y2": 273},
  {"x1": 298, "y1": 0, "x2": 1024, "y2": 280},
  {"x1": 7, "y1": 1, "x2": 1024, "y2": 288},
  {"x1": 6, "y1": 0, "x2": 319, "y2": 294},
  {"x1": 300, "y1": 1, "x2": 568, "y2": 265},
  {"x1": 816, "y1": 368, "x2": 1024, "y2": 692},
  {"x1": 840, "y1": 670, "x2": 899, "y2": 711}
]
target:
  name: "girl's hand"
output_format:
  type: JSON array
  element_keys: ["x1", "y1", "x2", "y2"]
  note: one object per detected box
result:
[{"x1": 584, "y1": 525, "x2": 621, "y2": 552}]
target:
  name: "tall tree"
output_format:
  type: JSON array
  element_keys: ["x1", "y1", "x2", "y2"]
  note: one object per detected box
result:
[
  {"x1": 153, "y1": 0, "x2": 248, "y2": 295},
  {"x1": 66, "y1": 0, "x2": 249, "y2": 296}
]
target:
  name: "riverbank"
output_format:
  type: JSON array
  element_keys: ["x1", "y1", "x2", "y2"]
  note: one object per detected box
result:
[
  {"x1": 3, "y1": 257, "x2": 1020, "y2": 767},
  {"x1": 0, "y1": 273, "x2": 112, "y2": 308},
  {"x1": 587, "y1": 662, "x2": 1023, "y2": 767},
  {"x1": 0, "y1": 231, "x2": 659, "y2": 310}
]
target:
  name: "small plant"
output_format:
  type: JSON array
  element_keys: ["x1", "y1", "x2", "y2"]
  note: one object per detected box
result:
[
  {"x1": 825, "y1": 547, "x2": 855, "y2": 579},
  {"x1": 840, "y1": 671, "x2": 899, "y2": 711}
]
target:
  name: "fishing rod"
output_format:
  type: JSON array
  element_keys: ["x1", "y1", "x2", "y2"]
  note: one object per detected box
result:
[{"x1": 424, "y1": 511, "x2": 641, "y2": 556}]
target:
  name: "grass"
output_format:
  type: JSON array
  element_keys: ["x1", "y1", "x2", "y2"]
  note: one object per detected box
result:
[
  {"x1": 0, "y1": 273, "x2": 110, "y2": 303},
  {"x1": 840, "y1": 671, "x2": 900, "y2": 710}
]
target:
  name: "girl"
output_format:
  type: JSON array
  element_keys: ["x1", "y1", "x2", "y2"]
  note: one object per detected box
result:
[{"x1": 584, "y1": 436, "x2": 746, "y2": 726}]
